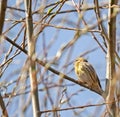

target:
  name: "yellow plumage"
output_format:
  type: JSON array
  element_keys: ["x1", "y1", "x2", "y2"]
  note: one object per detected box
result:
[{"x1": 74, "y1": 57, "x2": 103, "y2": 94}]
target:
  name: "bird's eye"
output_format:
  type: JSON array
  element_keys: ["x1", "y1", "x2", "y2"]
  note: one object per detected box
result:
[
  {"x1": 84, "y1": 59, "x2": 88, "y2": 62},
  {"x1": 75, "y1": 59, "x2": 79, "y2": 62}
]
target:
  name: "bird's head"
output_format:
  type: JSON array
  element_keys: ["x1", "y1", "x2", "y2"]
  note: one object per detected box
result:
[{"x1": 74, "y1": 57, "x2": 88, "y2": 63}]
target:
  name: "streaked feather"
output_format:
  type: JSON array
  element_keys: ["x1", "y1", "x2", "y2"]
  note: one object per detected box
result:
[{"x1": 74, "y1": 57, "x2": 103, "y2": 94}]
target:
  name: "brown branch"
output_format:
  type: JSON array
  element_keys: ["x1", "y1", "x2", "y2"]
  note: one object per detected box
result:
[
  {"x1": 24, "y1": 0, "x2": 40, "y2": 117},
  {"x1": 0, "y1": 0, "x2": 8, "y2": 116},
  {"x1": 40, "y1": 102, "x2": 106, "y2": 114},
  {"x1": 0, "y1": 0, "x2": 7, "y2": 35},
  {"x1": 94, "y1": 0, "x2": 109, "y2": 45},
  {"x1": 3, "y1": 35, "x2": 104, "y2": 96},
  {"x1": 0, "y1": 94, "x2": 8, "y2": 117},
  {"x1": 106, "y1": 0, "x2": 118, "y2": 116},
  {"x1": 39, "y1": 97, "x2": 120, "y2": 116}
]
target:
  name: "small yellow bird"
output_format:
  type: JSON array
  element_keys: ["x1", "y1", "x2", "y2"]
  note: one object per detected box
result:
[{"x1": 74, "y1": 57, "x2": 103, "y2": 95}]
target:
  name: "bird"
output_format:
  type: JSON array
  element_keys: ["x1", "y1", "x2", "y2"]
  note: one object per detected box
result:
[{"x1": 74, "y1": 57, "x2": 103, "y2": 95}]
